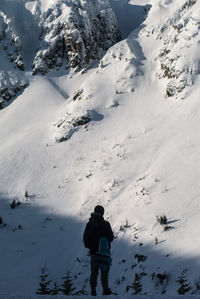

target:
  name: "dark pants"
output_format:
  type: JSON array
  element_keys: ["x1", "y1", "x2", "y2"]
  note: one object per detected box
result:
[{"x1": 90, "y1": 254, "x2": 110, "y2": 291}]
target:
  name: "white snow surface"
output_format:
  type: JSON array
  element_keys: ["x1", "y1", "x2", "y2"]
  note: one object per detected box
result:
[{"x1": 1, "y1": 0, "x2": 200, "y2": 297}]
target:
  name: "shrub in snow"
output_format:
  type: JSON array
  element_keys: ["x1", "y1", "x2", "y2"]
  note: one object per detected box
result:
[
  {"x1": 119, "y1": 219, "x2": 131, "y2": 232},
  {"x1": 72, "y1": 89, "x2": 84, "y2": 102},
  {"x1": 10, "y1": 199, "x2": 21, "y2": 209},
  {"x1": 163, "y1": 225, "x2": 172, "y2": 231},
  {"x1": 24, "y1": 190, "x2": 29, "y2": 199},
  {"x1": 176, "y1": 269, "x2": 192, "y2": 295},
  {"x1": 60, "y1": 271, "x2": 75, "y2": 295},
  {"x1": 134, "y1": 254, "x2": 147, "y2": 263},
  {"x1": 156, "y1": 215, "x2": 167, "y2": 225},
  {"x1": 182, "y1": 0, "x2": 197, "y2": 9},
  {"x1": 36, "y1": 266, "x2": 52, "y2": 295}
]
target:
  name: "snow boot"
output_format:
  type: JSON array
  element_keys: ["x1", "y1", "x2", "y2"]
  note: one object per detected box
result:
[
  {"x1": 91, "y1": 288, "x2": 97, "y2": 296},
  {"x1": 102, "y1": 288, "x2": 113, "y2": 295}
]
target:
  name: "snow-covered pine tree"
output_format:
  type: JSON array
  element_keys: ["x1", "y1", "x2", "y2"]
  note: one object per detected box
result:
[
  {"x1": 60, "y1": 271, "x2": 75, "y2": 295},
  {"x1": 176, "y1": 269, "x2": 192, "y2": 294},
  {"x1": 36, "y1": 266, "x2": 52, "y2": 295}
]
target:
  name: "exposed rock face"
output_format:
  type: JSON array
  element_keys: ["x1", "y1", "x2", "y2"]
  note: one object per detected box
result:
[
  {"x1": 32, "y1": 0, "x2": 121, "y2": 75},
  {"x1": 0, "y1": 11, "x2": 24, "y2": 71},
  {"x1": 0, "y1": 0, "x2": 121, "y2": 108},
  {"x1": 142, "y1": 0, "x2": 199, "y2": 98},
  {"x1": 0, "y1": 11, "x2": 27, "y2": 109},
  {"x1": 0, "y1": 73, "x2": 28, "y2": 109}
]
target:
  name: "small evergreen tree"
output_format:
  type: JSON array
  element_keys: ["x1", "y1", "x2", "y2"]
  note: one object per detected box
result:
[
  {"x1": 51, "y1": 280, "x2": 60, "y2": 295},
  {"x1": 10, "y1": 199, "x2": 21, "y2": 209},
  {"x1": 25, "y1": 190, "x2": 29, "y2": 199},
  {"x1": 36, "y1": 266, "x2": 52, "y2": 295},
  {"x1": 176, "y1": 269, "x2": 192, "y2": 295},
  {"x1": 60, "y1": 271, "x2": 75, "y2": 295},
  {"x1": 132, "y1": 273, "x2": 142, "y2": 294},
  {"x1": 127, "y1": 273, "x2": 142, "y2": 295},
  {"x1": 156, "y1": 215, "x2": 167, "y2": 225}
]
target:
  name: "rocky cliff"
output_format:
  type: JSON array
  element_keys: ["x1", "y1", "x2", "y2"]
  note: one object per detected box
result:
[
  {"x1": 32, "y1": 0, "x2": 121, "y2": 74},
  {"x1": 0, "y1": 0, "x2": 121, "y2": 108}
]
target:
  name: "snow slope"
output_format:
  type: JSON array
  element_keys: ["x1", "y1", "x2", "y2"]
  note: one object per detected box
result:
[{"x1": 0, "y1": 0, "x2": 200, "y2": 297}]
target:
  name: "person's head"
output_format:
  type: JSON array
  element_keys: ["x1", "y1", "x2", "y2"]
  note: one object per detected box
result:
[{"x1": 94, "y1": 205, "x2": 104, "y2": 216}]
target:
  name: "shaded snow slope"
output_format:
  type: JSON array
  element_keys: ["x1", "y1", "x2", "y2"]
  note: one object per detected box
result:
[
  {"x1": 110, "y1": 0, "x2": 151, "y2": 38},
  {"x1": 1, "y1": 0, "x2": 200, "y2": 297}
]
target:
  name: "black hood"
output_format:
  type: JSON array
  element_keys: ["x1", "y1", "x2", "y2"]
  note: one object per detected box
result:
[{"x1": 89, "y1": 212, "x2": 104, "y2": 223}]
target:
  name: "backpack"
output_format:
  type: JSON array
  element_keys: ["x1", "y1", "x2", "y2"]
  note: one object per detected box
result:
[
  {"x1": 83, "y1": 222, "x2": 100, "y2": 250},
  {"x1": 95, "y1": 236, "x2": 112, "y2": 271}
]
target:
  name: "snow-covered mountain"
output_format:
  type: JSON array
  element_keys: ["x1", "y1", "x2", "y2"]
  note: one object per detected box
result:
[
  {"x1": 0, "y1": 0, "x2": 121, "y2": 108},
  {"x1": 1, "y1": 0, "x2": 200, "y2": 297}
]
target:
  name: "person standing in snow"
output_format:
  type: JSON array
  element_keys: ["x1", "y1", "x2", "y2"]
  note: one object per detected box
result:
[{"x1": 83, "y1": 205, "x2": 114, "y2": 296}]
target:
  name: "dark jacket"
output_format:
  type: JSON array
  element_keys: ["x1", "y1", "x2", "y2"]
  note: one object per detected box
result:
[{"x1": 83, "y1": 213, "x2": 114, "y2": 254}]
